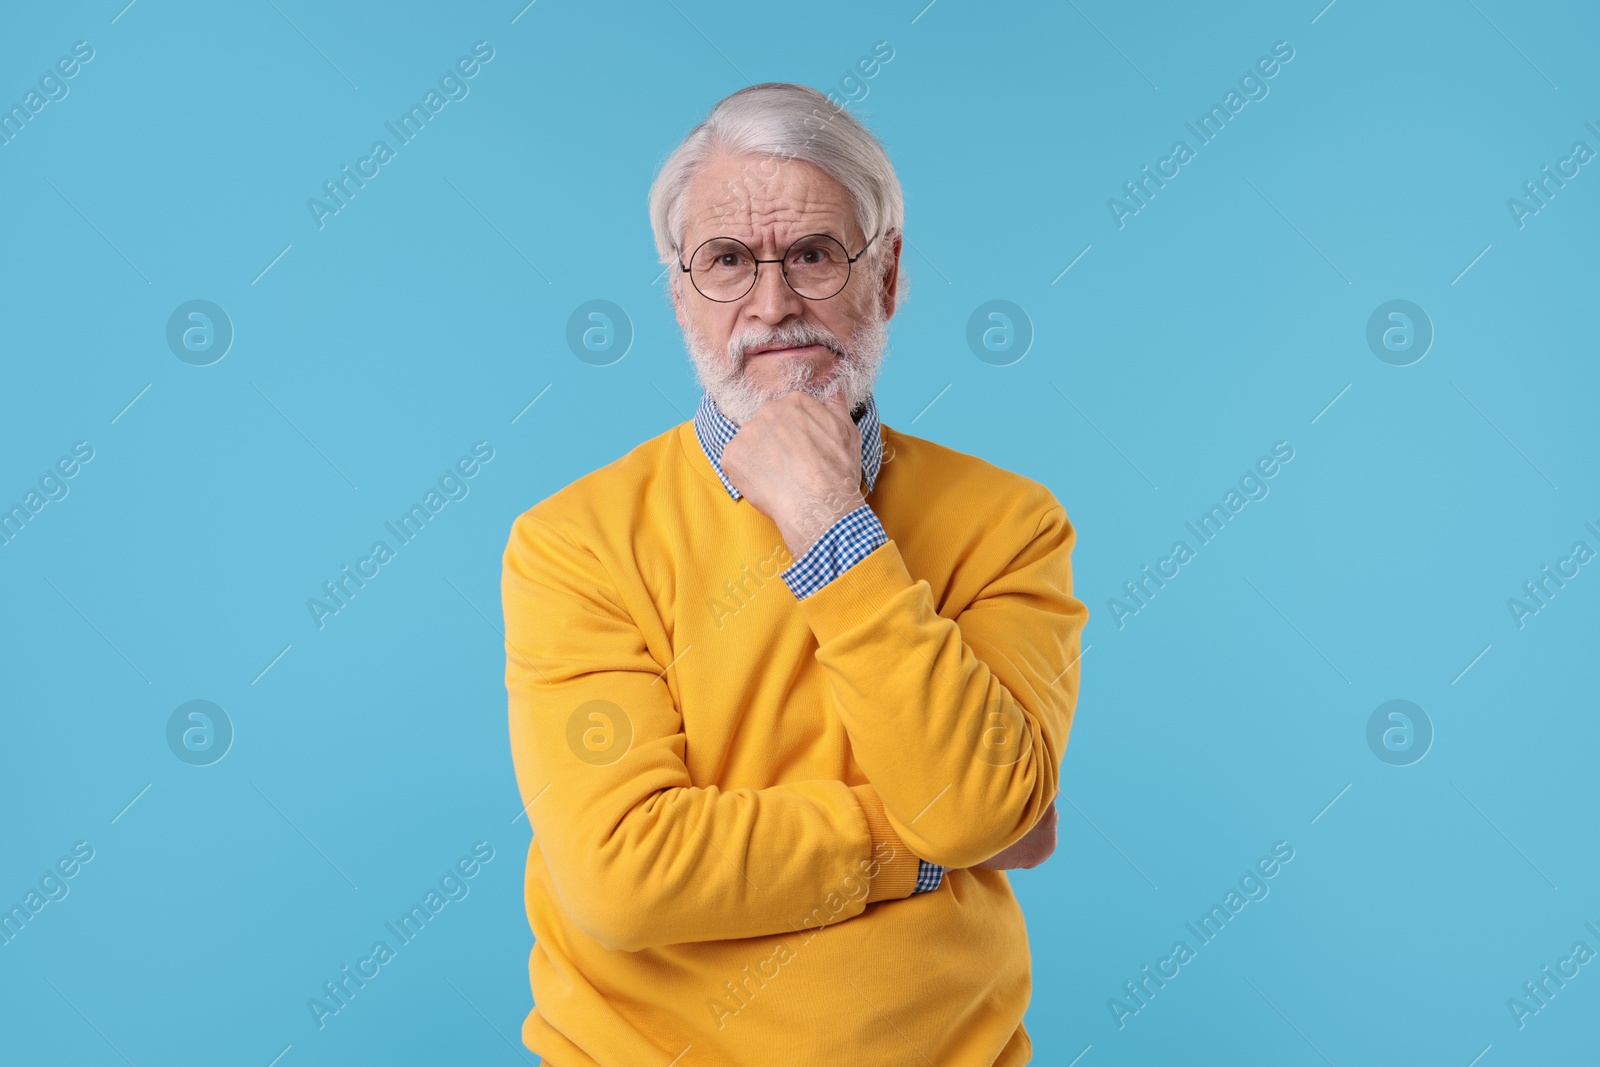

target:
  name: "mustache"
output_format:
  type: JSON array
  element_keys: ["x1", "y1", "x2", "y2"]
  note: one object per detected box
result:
[{"x1": 728, "y1": 322, "x2": 848, "y2": 366}]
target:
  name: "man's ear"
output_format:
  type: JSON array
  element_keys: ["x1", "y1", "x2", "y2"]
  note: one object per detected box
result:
[
  {"x1": 878, "y1": 232, "x2": 903, "y2": 321},
  {"x1": 669, "y1": 274, "x2": 688, "y2": 331}
]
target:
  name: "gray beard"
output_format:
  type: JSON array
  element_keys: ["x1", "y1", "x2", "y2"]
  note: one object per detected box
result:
[{"x1": 683, "y1": 297, "x2": 890, "y2": 426}]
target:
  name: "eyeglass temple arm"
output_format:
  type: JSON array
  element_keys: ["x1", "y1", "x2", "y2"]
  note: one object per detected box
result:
[{"x1": 849, "y1": 231, "x2": 880, "y2": 263}]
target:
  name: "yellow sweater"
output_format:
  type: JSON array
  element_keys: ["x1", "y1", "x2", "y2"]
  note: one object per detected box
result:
[{"x1": 502, "y1": 416, "x2": 1087, "y2": 1066}]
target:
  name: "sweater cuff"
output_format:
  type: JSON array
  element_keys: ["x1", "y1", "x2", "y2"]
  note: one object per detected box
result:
[
  {"x1": 850, "y1": 784, "x2": 921, "y2": 903},
  {"x1": 795, "y1": 539, "x2": 919, "y2": 648}
]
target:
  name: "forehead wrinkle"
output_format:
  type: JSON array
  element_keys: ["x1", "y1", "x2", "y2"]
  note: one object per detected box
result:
[
  {"x1": 682, "y1": 160, "x2": 856, "y2": 254},
  {"x1": 691, "y1": 199, "x2": 846, "y2": 253}
]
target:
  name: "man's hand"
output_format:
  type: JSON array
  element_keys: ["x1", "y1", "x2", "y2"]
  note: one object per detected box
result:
[
  {"x1": 721, "y1": 390, "x2": 867, "y2": 558},
  {"x1": 973, "y1": 800, "x2": 1058, "y2": 871}
]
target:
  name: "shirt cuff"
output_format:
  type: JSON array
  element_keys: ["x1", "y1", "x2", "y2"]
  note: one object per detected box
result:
[
  {"x1": 781, "y1": 505, "x2": 888, "y2": 599},
  {"x1": 912, "y1": 860, "x2": 946, "y2": 894}
]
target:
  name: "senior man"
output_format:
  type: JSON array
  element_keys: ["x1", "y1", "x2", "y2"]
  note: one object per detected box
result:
[{"x1": 503, "y1": 82, "x2": 1087, "y2": 1065}]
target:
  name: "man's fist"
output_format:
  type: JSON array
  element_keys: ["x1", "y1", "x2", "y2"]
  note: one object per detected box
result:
[
  {"x1": 974, "y1": 800, "x2": 1058, "y2": 871},
  {"x1": 721, "y1": 390, "x2": 866, "y2": 557}
]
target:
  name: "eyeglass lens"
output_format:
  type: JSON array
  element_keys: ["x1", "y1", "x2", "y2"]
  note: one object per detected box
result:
[{"x1": 688, "y1": 234, "x2": 854, "y2": 301}]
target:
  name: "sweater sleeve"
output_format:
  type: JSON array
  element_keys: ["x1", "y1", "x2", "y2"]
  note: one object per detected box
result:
[
  {"x1": 781, "y1": 503, "x2": 947, "y2": 895},
  {"x1": 793, "y1": 502, "x2": 1088, "y2": 870},
  {"x1": 502, "y1": 512, "x2": 922, "y2": 953}
]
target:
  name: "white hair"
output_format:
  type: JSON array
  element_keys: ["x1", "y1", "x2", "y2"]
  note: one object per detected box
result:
[{"x1": 647, "y1": 82, "x2": 907, "y2": 306}]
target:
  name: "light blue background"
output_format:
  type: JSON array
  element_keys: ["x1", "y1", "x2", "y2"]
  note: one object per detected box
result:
[{"x1": 2, "y1": 1, "x2": 1596, "y2": 1064}]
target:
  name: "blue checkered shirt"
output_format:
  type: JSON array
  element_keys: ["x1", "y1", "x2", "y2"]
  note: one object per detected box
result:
[{"x1": 694, "y1": 391, "x2": 945, "y2": 895}]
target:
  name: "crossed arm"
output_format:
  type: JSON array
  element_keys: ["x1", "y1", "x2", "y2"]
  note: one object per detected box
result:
[{"x1": 502, "y1": 493, "x2": 1085, "y2": 953}]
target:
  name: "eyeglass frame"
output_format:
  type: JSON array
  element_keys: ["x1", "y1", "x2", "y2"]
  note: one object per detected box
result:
[{"x1": 674, "y1": 230, "x2": 881, "y2": 303}]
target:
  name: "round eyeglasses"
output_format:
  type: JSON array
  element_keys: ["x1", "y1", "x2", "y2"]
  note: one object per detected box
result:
[{"x1": 677, "y1": 232, "x2": 879, "y2": 303}]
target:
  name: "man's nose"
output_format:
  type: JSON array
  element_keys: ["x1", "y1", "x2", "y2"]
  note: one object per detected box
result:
[{"x1": 743, "y1": 260, "x2": 806, "y2": 323}]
